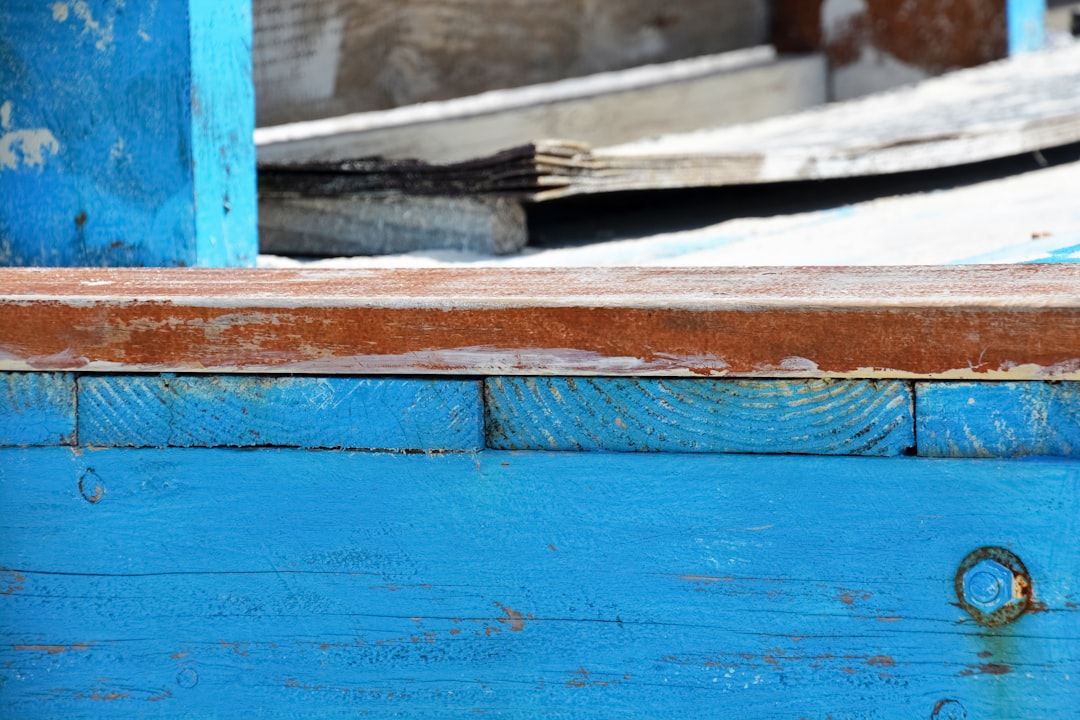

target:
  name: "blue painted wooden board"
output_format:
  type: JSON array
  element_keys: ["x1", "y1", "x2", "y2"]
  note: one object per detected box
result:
[
  {"x1": 1, "y1": 448, "x2": 1076, "y2": 718},
  {"x1": 0, "y1": 372, "x2": 75, "y2": 446},
  {"x1": 0, "y1": 0, "x2": 255, "y2": 266},
  {"x1": 917, "y1": 381, "x2": 1080, "y2": 458},
  {"x1": 487, "y1": 377, "x2": 914, "y2": 455},
  {"x1": 78, "y1": 375, "x2": 483, "y2": 450}
]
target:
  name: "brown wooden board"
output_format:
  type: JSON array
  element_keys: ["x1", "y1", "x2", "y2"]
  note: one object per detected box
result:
[{"x1": 1, "y1": 266, "x2": 1078, "y2": 379}]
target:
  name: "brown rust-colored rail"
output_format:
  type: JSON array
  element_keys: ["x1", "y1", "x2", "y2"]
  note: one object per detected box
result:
[{"x1": 1, "y1": 266, "x2": 1078, "y2": 378}]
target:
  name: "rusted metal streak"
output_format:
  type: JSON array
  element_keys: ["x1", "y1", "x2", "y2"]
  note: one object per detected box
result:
[{"x1": 1, "y1": 267, "x2": 1079, "y2": 378}]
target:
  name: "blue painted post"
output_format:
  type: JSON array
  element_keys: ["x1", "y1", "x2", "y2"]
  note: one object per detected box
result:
[
  {"x1": 1008, "y1": 0, "x2": 1046, "y2": 53},
  {"x1": 0, "y1": 1, "x2": 256, "y2": 267}
]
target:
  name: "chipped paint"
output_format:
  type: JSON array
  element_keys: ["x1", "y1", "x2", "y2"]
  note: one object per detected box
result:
[
  {"x1": 0, "y1": 102, "x2": 60, "y2": 171},
  {"x1": 71, "y1": 0, "x2": 115, "y2": 51}
]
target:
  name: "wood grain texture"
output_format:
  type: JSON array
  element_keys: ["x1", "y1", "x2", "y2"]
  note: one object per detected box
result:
[
  {"x1": 258, "y1": 193, "x2": 527, "y2": 256},
  {"x1": 255, "y1": 48, "x2": 826, "y2": 164},
  {"x1": 0, "y1": 0, "x2": 256, "y2": 266},
  {"x1": 77, "y1": 375, "x2": 482, "y2": 450},
  {"x1": 1, "y1": 448, "x2": 1077, "y2": 717},
  {"x1": 1, "y1": 266, "x2": 1079, "y2": 378},
  {"x1": 486, "y1": 378, "x2": 914, "y2": 455},
  {"x1": 0, "y1": 373, "x2": 75, "y2": 446},
  {"x1": 917, "y1": 381, "x2": 1080, "y2": 458},
  {"x1": 251, "y1": 0, "x2": 769, "y2": 126}
]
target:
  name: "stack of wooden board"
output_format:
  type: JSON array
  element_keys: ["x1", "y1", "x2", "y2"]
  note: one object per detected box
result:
[
  {"x1": 258, "y1": 42, "x2": 1080, "y2": 258},
  {"x1": 260, "y1": 42, "x2": 1080, "y2": 201}
]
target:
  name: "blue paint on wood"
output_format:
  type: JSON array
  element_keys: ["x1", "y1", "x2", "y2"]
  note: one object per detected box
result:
[
  {"x1": 917, "y1": 381, "x2": 1080, "y2": 457},
  {"x1": 1008, "y1": 0, "x2": 1046, "y2": 54},
  {"x1": 77, "y1": 375, "x2": 483, "y2": 450},
  {"x1": 188, "y1": 0, "x2": 256, "y2": 267},
  {"x1": 0, "y1": 372, "x2": 75, "y2": 446},
  {"x1": 487, "y1": 377, "x2": 914, "y2": 455},
  {"x1": 1, "y1": 448, "x2": 1076, "y2": 717},
  {"x1": 0, "y1": 1, "x2": 255, "y2": 267}
]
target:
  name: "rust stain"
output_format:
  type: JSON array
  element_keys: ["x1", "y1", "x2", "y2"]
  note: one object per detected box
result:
[
  {"x1": 866, "y1": 656, "x2": 895, "y2": 667},
  {"x1": 219, "y1": 641, "x2": 249, "y2": 656},
  {"x1": 959, "y1": 663, "x2": 1013, "y2": 676},
  {"x1": 14, "y1": 643, "x2": 91, "y2": 655},
  {"x1": 495, "y1": 603, "x2": 525, "y2": 631},
  {"x1": 565, "y1": 667, "x2": 591, "y2": 688},
  {"x1": 449, "y1": 628, "x2": 461, "y2": 635},
  {"x1": 835, "y1": 590, "x2": 871, "y2": 606},
  {"x1": 88, "y1": 691, "x2": 129, "y2": 701},
  {"x1": 74, "y1": 211, "x2": 87, "y2": 227},
  {"x1": 548, "y1": 544, "x2": 557, "y2": 552},
  {"x1": 1, "y1": 569, "x2": 25, "y2": 595},
  {"x1": 678, "y1": 575, "x2": 730, "y2": 584},
  {"x1": 1027, "y1": 599, "x2": 1049, "y2": 614}
]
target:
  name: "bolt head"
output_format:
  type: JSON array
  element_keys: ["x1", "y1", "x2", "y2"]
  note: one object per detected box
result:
[
  {"x1": 962, "y1": 559, "x2": 1014, "y2": 613},
  {"x1": 955, "y1": 547, "x2": 1032, "y2": 627}
]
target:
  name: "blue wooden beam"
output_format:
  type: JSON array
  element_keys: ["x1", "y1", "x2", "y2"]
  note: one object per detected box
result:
[
  {"x1": 1, "y1": 448, "x2": 1076, "y2": 717},
  {"x1": 0, "y1": 372, "x2": 75, "y2": 446},
  {"x1": 0, "y1": 0, "x2": 255, "y2": 267},
  {"x1": 917, "y1": 381, "x2": 1079, "y2": 458},
  {"x1": 77, "y1": 375, "x2": 483, "y2": 451}
]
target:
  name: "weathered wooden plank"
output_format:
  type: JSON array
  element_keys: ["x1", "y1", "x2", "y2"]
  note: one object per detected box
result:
[
  {"x1": 286, "y1": 44, "x2": 1080, "y2": 200},
  {"x1": 486, "y1": 377, "x2": 914, "y2": 455},
  {"x1": 588, "y1": 42, "x2": 1080, "y2": 197},
  {"x1": 0, "y1": 0, "x2": 256, "y2": 266},
  {"x1": 1, "y1": 266, "x2": 1079, "y2": 378},
  {"x1": 258, "y1": 193, "x2": 527, "y2": 256},
  {"x1": 1, "y1": 448, "x2": 1077, "y2": 717},
  {"x1": 255, "y1": 48, "x2": 826, "y2": 165},
  {"x1": 252, "y1": 0, "x2": 769, "y2": 126},
  {"x1": 917, "y1": 381, "x2": 1080, "y2": 458},
  {"x1": 188, "y1": 0, "x2": 258, "y2": 268},
  {"x1": 76, "y1": 375, "x2": 482, "y2": 450},
  {"x1": 0, "y1": 373, "x2": 75, "y2": 446}
]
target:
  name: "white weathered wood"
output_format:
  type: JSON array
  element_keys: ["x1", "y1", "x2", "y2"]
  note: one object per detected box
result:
[
  {"x1": 573, "y1": 43, "x2": 1080, "y2": 197},
  {"x1": 251, "y1": 0, "x2": 769, "y2": 126},
  {"x1": 256, "y1": 48, "x2": 826, "y2": 164}
]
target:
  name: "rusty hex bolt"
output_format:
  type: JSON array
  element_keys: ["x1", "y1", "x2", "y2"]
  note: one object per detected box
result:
[{"x1": 954, "y1": 546, "x2": 1032, "y2": 627}]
